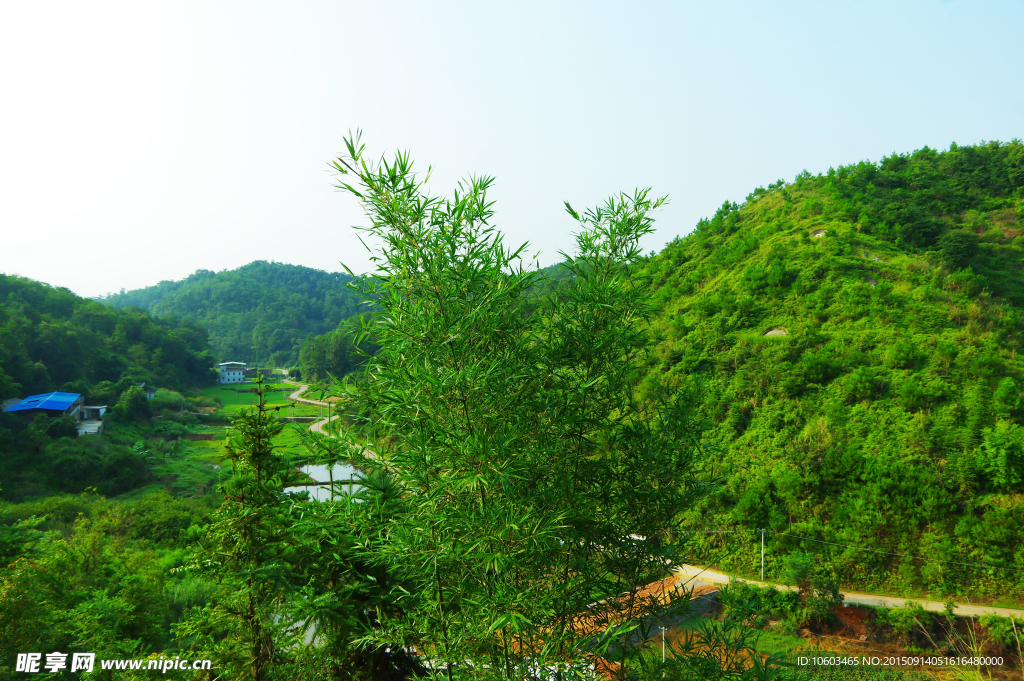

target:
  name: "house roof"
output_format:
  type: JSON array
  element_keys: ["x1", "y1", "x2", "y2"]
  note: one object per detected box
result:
[
  {"x1": 219, "y1": 362, "x2": 245, "y2": 367},
  {"x1": 3, "y1": 392, "x2": 82, "y2": 413}
]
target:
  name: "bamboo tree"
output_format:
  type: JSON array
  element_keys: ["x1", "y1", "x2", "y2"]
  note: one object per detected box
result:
[{"x1": 329, "y1": 133, "x2": 709, "y2": 679}]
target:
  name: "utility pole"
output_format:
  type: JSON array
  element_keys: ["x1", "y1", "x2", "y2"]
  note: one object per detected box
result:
[
  {"x1": 760, "y1": 528, "x2": 766, "y2": 581},
  {"x1": 661, "y1": 625, "x2": 666, "y2": 680}
]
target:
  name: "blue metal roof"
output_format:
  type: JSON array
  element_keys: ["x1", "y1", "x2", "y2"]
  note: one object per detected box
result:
[{"x1": 3, "y1": 392, "x2": 82, "y2": 413}]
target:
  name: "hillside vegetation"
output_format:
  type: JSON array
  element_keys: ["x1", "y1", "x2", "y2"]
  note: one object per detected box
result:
[
  {"x1": 0, "y1": 274, "x2": 214, "y2": 400},
  {"x1": 639, "y1": 140, "x2": 1024, "y2": 600},
  {"x1": 100, "y1": 260, "x2": 362, "y2": 366}
]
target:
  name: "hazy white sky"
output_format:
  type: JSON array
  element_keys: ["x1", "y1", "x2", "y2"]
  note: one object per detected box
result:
[{"x1": 1, "y1": 1, "x2": 1022, "y2": 297}]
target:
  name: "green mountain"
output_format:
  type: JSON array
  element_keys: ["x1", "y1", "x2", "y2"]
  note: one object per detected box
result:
[
  {"x1": 100, "y1": 261, "x2": 363, "y2": 366},
  {"x1": 0, "y1": 273, "x2": 214, "y2": 400},
  {"x1": 640, "y1": 140, "x2": 1024, "y2": 599}
]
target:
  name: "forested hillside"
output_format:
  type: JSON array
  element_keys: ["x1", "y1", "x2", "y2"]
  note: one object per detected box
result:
[
  {"x1": 0, "y1": 274, "x2": 214, "y2": 400},
  {"x1": 100, "y1": 261, "x2": 362, "y2": 366},
  {"x1": 639, "y1": 140, "x2": 1024, "y2": 599}
]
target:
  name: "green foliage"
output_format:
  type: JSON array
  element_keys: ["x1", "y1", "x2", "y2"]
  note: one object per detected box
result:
[
  {"x1": 0, "y1": 490, "x2": 218, "y2": 677},
  {"x1": 978, "y1": 420, "x2": 1024, "y2": 492},
  {"x1": 873, "y1": 601, "x2": 931, "y2": 643},
  {"x1": 0, "y1": 273, "x2": 215, "y2": 400},
  {"x1": 175, "y1": 379, "x2": 298, "y2": 680},
  {"x1": 112, "y1": 385, "x2": 152, "y2": 422},
  {"x1": 151, "y1": 388, "x2": 186, "y2": 411},
  {"x1": 0, "y1": 417, "x2": 186, "y2": 500},
  {"x1": 626, "y1": 613, "x2": 792, "y2": 680},
  {"x1": 939, "y1": 230, "x2": 978, "y2": 270},
  {"x1": 42, "y1": 413, "x2": 80, "y2": 439},
  {"x1": 177, "y1": 378, "x2": 421, "y2": 679},
  {"x1": 298, "y1": 317, "x2": 376, "y2": 383},
  {"x1": 718, "y1": 580, "x2": 842, "y2": 631},
  {"x1": 639, "y1": 140, "x2": 1024, "y2": 600},
  {"x1": 978, "y1": 613, "x2": 1024, "y2": 649},
  {"x1": 100, "y1": 261, "x2": 364, "y2": 366},
  {"x1": 295, "y1": 257, "x2": 576, "y2": 384},
  {"x1": 325, "y1": 134, "x2": 710, "y2": 678}
]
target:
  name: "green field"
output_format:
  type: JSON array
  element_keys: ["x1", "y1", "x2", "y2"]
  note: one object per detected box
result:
[
  {"x1": 195, "y1": 382, "x2": 319, "y2": 463},
  {"x1": 201, "y1": 383, "x2": 291, "y2": 409}
]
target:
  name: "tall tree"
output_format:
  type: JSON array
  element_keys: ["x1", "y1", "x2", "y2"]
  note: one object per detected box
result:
[{"x1": 329, "y1": 133, "x2": 708, "y2": 679}]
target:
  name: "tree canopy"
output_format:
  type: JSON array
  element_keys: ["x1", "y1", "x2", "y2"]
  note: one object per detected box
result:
[{"x1": 0, "y1": 273, "x2": 214, "y2": 401}]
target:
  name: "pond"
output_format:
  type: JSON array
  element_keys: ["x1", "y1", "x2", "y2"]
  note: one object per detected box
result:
[{"x1": 284, "y1": 462, "x2": 362, "y2": 501}]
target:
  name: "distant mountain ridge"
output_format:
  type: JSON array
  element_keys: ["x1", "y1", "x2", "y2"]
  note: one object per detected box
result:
[{"x1": 99, "y1": 261, "x2": 362, "y2": 366}]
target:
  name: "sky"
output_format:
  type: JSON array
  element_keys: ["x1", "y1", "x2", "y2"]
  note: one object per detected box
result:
[{"x1": 1, "y1": 1, "x2": 1022, "y2": 298}]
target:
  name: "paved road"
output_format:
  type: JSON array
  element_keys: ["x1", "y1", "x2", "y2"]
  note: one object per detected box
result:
[
  {"x1": 283, "y1": 379, "x2": 380, "y2": 463},
  {"x1": 283, "y1": 380, "x2": 342, "y2": 435},
  {"x1": 674, "y1": 564, "x2": 1024, "y2": 619},
  {"x1": 284, "y1": 380, "x2": 326, "y2": 407}
]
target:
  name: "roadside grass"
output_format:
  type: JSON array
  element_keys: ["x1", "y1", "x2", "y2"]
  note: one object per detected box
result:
[
  {"x1": 285, "y1": 402, "x2": 323, "y2": 417},
  {"x1": 658, "y1": 618, "x2": 806, "y2": 658},
  {"x1": 113, "y1": 483, "x2": 170, "y2": 501},
  {"x1": 621, "y1": 618, "x2": 807, "y2": 677},
  {"x1": 753, "y1": 627, "x2": 807, "y2": 656},
  {"x1": 634, "y1": 622, "x2": 937, "y2": 680}
]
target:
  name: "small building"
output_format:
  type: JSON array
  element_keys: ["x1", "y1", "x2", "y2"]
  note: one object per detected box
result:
[
  {"x1": 3, "y1": 392, "x2": 85, "y2": 420},
  {"x1": 82, "y1": 405, "x2": 107, "y2": 420},
  {"x1": 4, "y1": 394, "x2": 111, "y2": 436},
  {"x1": 219, "y1": 362, "x2": 246, "y2": 384}
]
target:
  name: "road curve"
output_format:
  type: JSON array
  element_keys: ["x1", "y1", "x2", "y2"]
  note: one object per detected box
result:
[
  {"x1": 283, "y1": 379, "x2": 379, "y2": 463},
  {"x1": 674, "y1": 564, "x2": 1024, "y2": 620},
  {"x1": 284, "y1": 380, "x2": 340, "y2": 434},
  {"x1": 284, "y1": 380, "x2": 326, "y2": 407}
]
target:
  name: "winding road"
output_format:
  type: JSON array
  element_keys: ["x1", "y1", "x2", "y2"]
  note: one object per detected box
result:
[
  {"x1": 674, "y1": 564, "x2": 1024, "y2": 620},
  {"x1": 285, "y1": 379, "x2": 341, "y2": 435}
]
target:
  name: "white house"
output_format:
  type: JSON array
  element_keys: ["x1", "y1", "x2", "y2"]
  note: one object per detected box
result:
[{"x1": 219, "y1": 362, "x2": 246, "y2": 384}]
